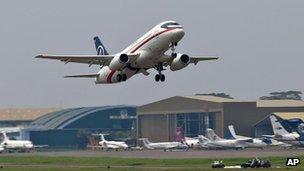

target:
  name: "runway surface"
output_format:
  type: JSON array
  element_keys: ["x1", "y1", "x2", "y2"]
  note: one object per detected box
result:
[{"x1": 2, "y1": 148, "x2": 304, "y2": 159}]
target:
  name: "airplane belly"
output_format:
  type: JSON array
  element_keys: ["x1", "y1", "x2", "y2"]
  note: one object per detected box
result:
[
  {"x1": 133, "y1": 50, "x2": 158, "y2": 68},
  {"x1": 133, "y1": 33, "x2": 172, "y2": 68},
  {"x1": 95, "y1": 66, "x2": 138, "y2": 84}
]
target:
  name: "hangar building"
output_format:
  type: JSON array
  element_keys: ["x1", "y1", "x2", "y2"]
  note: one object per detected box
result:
[
  {"x1": 0, "y1": 108, "x2": 59, "y2": 128},
  {"x1": 137, "y1": 95, "x2": 304, "y2": 142},
  {"x1": 24, "y1": 106, "x2": 136, "y2": 148}
]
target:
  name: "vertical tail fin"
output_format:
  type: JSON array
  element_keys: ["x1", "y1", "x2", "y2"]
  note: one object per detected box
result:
[
  {"x1": 228, "y1": 125, "x2": 237, "y2": 139},
  {"x1": 143, "y1": 138, "x2": 151, "y2": 144},
  {"x1": 270, "y1": 115, "x2": 290, "y2": 135},
  {"x1": 99, "y1": 134, "x2": 106, "y2": 141},
  {"x1": 2, "y1": 132, "x2": 9, "y2": 142},
  {"x1": 93, "y1": 36, "x2": 109, "y2": 55},
  {"x1": 206, "y1": 128, "x2": 223, "y2": 141},
  {"x1": 139, "y1": 138, "x2": 153, "y2": 149}
]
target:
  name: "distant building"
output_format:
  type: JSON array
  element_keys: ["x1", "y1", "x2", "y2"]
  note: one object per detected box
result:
[
  {"x1": 137, "y1": 95, "x2": 304, "y2": 142},
  {"x1": 0, "y1": 108, "x2": 60, "y2": 127},
  {"x1": 25, "y1": 106, "x2": 136, "y2": 147},
  {"x1": 2, "y1": 96, "x2": 304, "y2": 147}
]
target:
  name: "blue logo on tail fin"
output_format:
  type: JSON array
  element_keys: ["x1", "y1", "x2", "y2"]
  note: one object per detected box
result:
[{"x1": 93, "y1": 36, "x2": 109, "y2": 55}]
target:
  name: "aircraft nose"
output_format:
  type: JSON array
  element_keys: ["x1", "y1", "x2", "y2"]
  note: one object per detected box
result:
[
  {"x1": 172, "y1": 29, "x2": 185, "y2": 41},
  {"x1": 175, "y1": 29, "x2": 185, "y2": 37}
]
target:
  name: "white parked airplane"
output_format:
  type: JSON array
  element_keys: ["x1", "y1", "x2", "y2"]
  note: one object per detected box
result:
[
  {"x1": 204, "y1": 129, "x2": 250, "y2": 149},
  {"x1": 139, "y1": 138, "x2": 188, "y2": 151},
  {"x1": 36, "y1": 20, "x2": 218, "y2": 83},
  {"x1": 0, "y1": 132, "x2": 34, "y2": 152},
  {"x1": 197, "y1": 134, "x2": 222, "y2": 149},
  {"x1": 184, "y1": 137, "x2": 200, "y2": 148},
  {"x1": 93, "y1": 133, "x2": 128, "y2": 150},
  {"x1": 228, "y1": 125, "x2": 268, "y2": 148},
  {"x1": 263, "y1": 115, "x2": 304, "y2": 147}
]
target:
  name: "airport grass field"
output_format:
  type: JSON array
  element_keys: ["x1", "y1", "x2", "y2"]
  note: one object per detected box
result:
[{"x1": 0, "y1": 156, "x2": 303, "y2": 171}]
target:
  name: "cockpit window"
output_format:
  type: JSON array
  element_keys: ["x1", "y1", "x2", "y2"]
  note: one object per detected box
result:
[{"x1": 161, "y1": 22, "x2": 182, "y2": 28}]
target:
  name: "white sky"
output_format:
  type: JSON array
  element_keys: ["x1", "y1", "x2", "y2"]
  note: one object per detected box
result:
[{"x1": 0, "y1": 0, "x2": 303, "y2": 107}]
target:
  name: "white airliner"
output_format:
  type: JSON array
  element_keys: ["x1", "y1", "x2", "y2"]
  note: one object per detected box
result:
[
  {"x1": 93, "y1": 133, "x2": 128, "y2": 150},
  {"x1": 139, "y1": 138, "x2": 188, "y2": 151},
  {"x1": 36, "y1": 20, "x2": 218, "y2": 83},
  {"x1": 263, "y1": 115, "x2": 304, "y2": 147},
  {"x1": 184, "y1": 137, "x2": 200, "y2": 148},
  {"x1": 228, "y1": 125, "x2": 268, "y2": 148},
  {"x1": 204, "y1": 129, "x2": 251, "y2": 149},
  {"x1": 0, "y1": 132, "x2": 34, "y2": 152}
]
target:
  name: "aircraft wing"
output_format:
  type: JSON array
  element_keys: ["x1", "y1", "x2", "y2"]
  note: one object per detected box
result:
[
  {"x1": 64, "y1": 74, "x2": 99, "y2": 78},
  {"x1": 262, "y1": 135, "x2": 275, "y2": 138},
  {"x1": 190, "y1": 56, "x2": 219, "y2": 65},
  {"x1": 236, "y1": 137, "x2": 253, "y2": 142},
  {"x1": 36, "y1": 53, "x2": 139, "y2": 66},
  {"x1": 34, "y1": 145, "x2": 49, "y2": 148}
]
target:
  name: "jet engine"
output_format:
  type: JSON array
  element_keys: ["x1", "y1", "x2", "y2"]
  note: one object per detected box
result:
[
  {"x1": 109, "y1": 53, "x2": 129, "y2": 70},
  {"x1": 170, "y1": 53, "x2": 190, "y2": 71}
]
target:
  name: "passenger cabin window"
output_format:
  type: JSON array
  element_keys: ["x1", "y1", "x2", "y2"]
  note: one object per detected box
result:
[{"x1": 161, "y1": 22, "x2": 182, "y2": 28}]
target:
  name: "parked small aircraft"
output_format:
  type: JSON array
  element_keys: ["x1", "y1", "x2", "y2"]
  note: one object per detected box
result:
[
  {"x1": 0, "y1": 132, "x2": 34, "y2": 152},
  {"x1": 228, "y1": 125, "x2": 268, "y2": 148},
  {"x1": 93, "y1": 133, "x2": 128, "y2": 150},
  {"x1": 139, "y1": 138, "x2": 188, "y2": 151},
  {"x1": 263, "y1": 115, "x2": 304, "y2": 147},
  {"x1": 204, "y1": 129, "x2": 251, "y2": 149}
]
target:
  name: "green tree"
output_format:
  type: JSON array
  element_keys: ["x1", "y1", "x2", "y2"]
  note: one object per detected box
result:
[
  {"x1": 196, "y1": 93, "x2": 234, "y2": 99},
  {"x1": 260, "y1": 91, "x2": 302, "y2": 100}
]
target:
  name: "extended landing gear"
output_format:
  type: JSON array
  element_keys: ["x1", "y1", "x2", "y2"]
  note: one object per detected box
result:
[
  {"x1": 154, "y1": 63, "x2": 165, "y2": 82},
  {"x1": 117, "y1": 73, "x2": 127, "y2": 82},
  {"x1": 155, "y1": 74, "x2": 165, "y2": 82},
  {"x1": 170, "y1": 42, "x2": 178, "y2": 58}
]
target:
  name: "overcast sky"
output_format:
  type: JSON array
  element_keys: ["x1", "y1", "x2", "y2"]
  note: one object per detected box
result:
[{"x1": 0, "y1": 0, "x2": 303, "y2": 108}]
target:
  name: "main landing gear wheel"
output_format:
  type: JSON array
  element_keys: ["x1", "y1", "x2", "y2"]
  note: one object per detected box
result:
[
  {"x1": 160, "y1": 74, "x2": 165, "y2": 82},
  {"x1": 121, "y1": 74, "x2": 127, "y2": 81},
  {"x1": 117, "y1": 74, "x2": 127, "y2": 82},
  {"x1": 116, "y1": 74, "x2": 122, "y2": 82},
  {"x1": 171, "y1": 53, "x2": 177, "y2": 58},
  {"x1": 155, "y1": 63, "x2": 165, "y2": 82},
  {"x1": 154, "y1": 63, "x2": 166, "y2": 82},
  {"x1": 155, "y1": 74, "x2": 160, "y2": 82},
  {"x1": 154, "y1": 74, "x2": 165, "y2": 82}
]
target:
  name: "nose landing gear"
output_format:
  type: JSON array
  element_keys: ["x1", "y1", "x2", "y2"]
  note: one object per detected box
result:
[{"x1": 170, "y1": 42, "x2": 178, "y2": 58}]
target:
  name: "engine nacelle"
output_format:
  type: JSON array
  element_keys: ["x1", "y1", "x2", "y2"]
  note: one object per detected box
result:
[
  {"x1": 109, "y1": 53, "x2": 129, "y2": 70},
  {"x1": 170, "y1": 53, "x2": 190, "y2": 71}
]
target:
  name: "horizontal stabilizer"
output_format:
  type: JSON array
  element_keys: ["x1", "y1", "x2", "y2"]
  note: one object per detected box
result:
[{"x1": 64, "y1": 74, "x2": 99, "y2": 78}]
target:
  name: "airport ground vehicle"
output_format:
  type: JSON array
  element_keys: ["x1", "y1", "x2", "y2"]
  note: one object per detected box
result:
[
  {"x1": 240, "y1": 158, "x2": 271, "y2": 168},
  {"x1": 211, "y1": 160, "x2": 225, "y2": 168}
]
